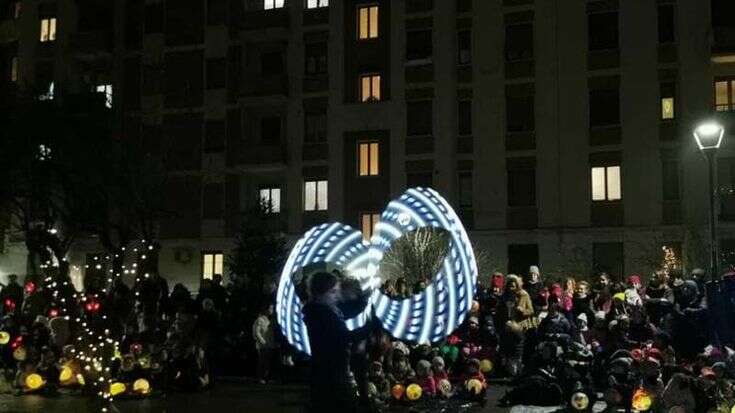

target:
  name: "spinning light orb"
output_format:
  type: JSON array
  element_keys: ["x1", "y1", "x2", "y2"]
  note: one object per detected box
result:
[{"x1": 275, "y1": 187, "x2": 478, "y2": 355}]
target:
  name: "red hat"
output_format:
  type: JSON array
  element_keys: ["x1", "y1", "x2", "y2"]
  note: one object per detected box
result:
[
  {"x1": 550, "y1": 283, "x2": 562, "y2": 298},
  {"x1": 627, "y1": 275, "x2": 642, "y2": 286},
  {"x1": 491, "y1": 273, "x2": 505, "y2": 289}
]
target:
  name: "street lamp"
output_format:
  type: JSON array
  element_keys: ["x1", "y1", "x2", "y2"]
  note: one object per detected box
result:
[{"x1": 693, "y1": 122, "x2": 725, "y2": 280}]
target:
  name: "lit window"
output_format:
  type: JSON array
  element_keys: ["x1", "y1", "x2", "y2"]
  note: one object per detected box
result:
[
  {"x1": 361, "y1": 213, "x2": 380, "y2": 240},
  {"x1": 306, "y1": 0, "x2": 328, "y2": 9},
  {"x1": 39, "y1": 82, "x2": 54, "y2": 101},
  {"x1": 360, "y1": 74, "x2": 381, "y2": 102},
  {"x1": 715, "y1": 79, "x2": 735, "y2": 112},
  {"x1": 10, "y1": 57, "x2": 18, "y2": 82},
  {"x1": 202, "y1": 252, "x2": 224, "y2": 280},
  {"x1": 264, "y1": 0, "x2": 285, "y2": 10},
  {"x1": 259, "y1": 187, "x2": 281, "y2": 213},
  {"x1": 591, "y1": 166, "x2": 621, "y2": 201},
  {"x1": 358, "y1": 142, "x2": 379, "y2": 176},
  {"x1": 40, "y1": 17, "x2": 56, "y2": 42},
  {"x1": 304, "y1": 180, "x2": 328, "y2": 211},
  {"x1": 38, "y1": 144, "x2": 52, "y2": 161},
  {"x1": 661, "y1": 97, "x2": 674, "y2": 120},
  {"x1": 96, "y1": 84, "x2": 113, "y2": 108},
  {"x1": 358, "y1": 5, "x2": 379, "y2": 40}
]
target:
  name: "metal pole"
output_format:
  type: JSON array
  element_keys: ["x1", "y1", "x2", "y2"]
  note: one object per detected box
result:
[{"x1": 707, "y1": 151, "x2": 718, "y2": 280}]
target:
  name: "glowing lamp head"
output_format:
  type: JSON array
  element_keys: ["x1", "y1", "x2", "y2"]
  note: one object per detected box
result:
[
  {"x1": 59, "y1": 366, "x2": 73, "y2": 384},
  {"x1": 110, "y1": 382, "x2": 127, "y2": 396},
  {"x1": 13, "y1": 346, "x2": 27, "y2": 361},
  {"x1": 133, "y1": 378, "x2": 151, "y2": 395},
  {"x1": 465, "y1": 378, "x2": 483, "y2": 395},
  {"x1": 391, "y1": 384, "x2": 405, "y2": 400},
  {"x1": 0, "y1": 331, "x2": 9, "y2": 345},
  {"x1": 694, "y1": 122, "x2": 725, "y2": 151},
  {"x1": 571, "y1": 392, "x2": 590, "y2": 410},
  {"x1": 25, "y1": 373, "x2": 44, "y2": 390},
  {"x1": 406, "y1": 383, "x2": 422, "y2": 401},
  {"x1": 437, "y1": 379, "x2": 452, "y2": 398},
  {"x1": 632, "y1": 388, "x2": 653, "y2": 411},
  {"x1": 480, "y1": 359, "x2": 493, "y2": 374},
  {"x1": 48, "y1": 308, "x2": 59, "y2": 318},
  {"x1": 24, "y1": 282, "x2": 35, "y2": 294}
]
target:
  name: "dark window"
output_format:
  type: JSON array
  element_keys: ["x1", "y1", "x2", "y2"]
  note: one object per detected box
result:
[
  {"x1": 658, "y1": 5, "x2": 675, "y2": 44},
  {"x1": 406, "y1": 0, "x2": 433, "y2": 13},
  {"x1": 305, "y1": 42, "x2": 327, "y2": 74},
  {"x1": 589, "y1": 88, "x2": 620, "y2": 127},
  {"x1": 202, "y1": 183, "x2": 225, "y2": 219},
  {"x1": 458, "y1": 173, "x2": 473, "y2": 208},
  {"x1": 407, "y1": 172, "x2": 432, "y2": 188},
  {"x1": 207, "y1": 0, "x2": 227, "y2": 25},
  {"x1": 165, "y1": 0, "x2": 204, "y2": 46},
  {"x1": 125, "y1": 0, "x2": 143, "y2": 49},
  {"x1": 205, "y1": 120, "x2": 225, "y2": 152},
  {"x1": 508, "y1": 244, "x2": 539, "y2": 276},
  {"x1": 507, "y1": 166, "x2": 535, "y2": 207},
  {"x1": 164, "y1": 50, "x2": 204, "y2": 108},
  {"x1": 206, "y1": 58, "x2": 226, "y2": 89},
  {"x1": 458, "y1": 100, "x2": 472, "y2": 136},
  {"x1": 662, "y1": 159, "x2": 680, "y2": 201},
  {"x1": 458, "y1": 30, "x2": 472, "y2": 65},
  {"x1": 407, "y1": 100, "x2": 432, "y2": 136},
  {"x1": 505, "y1": 23, "x2": 533, "y2": 62},
  {"x1": 304, "y1": 111, "x2": 327, "y2": 142},
  {"x1": 506, "y1": 95, "x2": 535, "y2": 132},
  {"x1": 261, "y1": 116, "x2": 281, "y2": 144},
  {"x1": 588, "y1": 12, "x2": 619, "y2": 51},
  {"x1": 123, "y1": 57, "x2": 141, "y2": 109},
  {"x1": 261, "y1": 51, "x2": 284, "y2": 75},
  {"x1": 593, "y1": 242, "x2": 623, "y2": 279},
  {"x1": 406, "y1": 30, "x2": 433, "y2": 61},
  {"x1": 144, "y1": 2, "x2": 164, "y2": 33}
]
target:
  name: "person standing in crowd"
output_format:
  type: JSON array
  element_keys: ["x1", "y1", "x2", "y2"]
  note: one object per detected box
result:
[
  {"x1": 0, "y1": 274, "x2": 24, "y2": 315},
  {"x1": 500, "y1": 274, "x2": 534, "y2": 376},
  {"x1": 252, "y1": 303, "x2": 276, "y2": 385},
  {"x1": 525, "y1": 266, "x2": 543, "y2": 310}
]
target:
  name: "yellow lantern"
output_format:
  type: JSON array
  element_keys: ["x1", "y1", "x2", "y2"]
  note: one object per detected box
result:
[
  {"x1": 110, "y1": 382, "x2": 127, "y2": 396},
  {"x1": 406, "y1": 383, "x2": 422, "y2": 401},
  {"x1": 13, "y1": 346, "x2": 26, "y2": 361},
  {"x1": 570, "y1": 392, "x2": 590, "y2": 410},
  {"x1": 466, "y1": 378, "x2": 483, "y2": 395},
  {"x1": 731, "y1": 405, "x2": 735, "y2": 413},
  {"x1": 76, "y1": 374, "x2": 85, "y2": 386},
  {"x1": 133, "y1": 378, "x2": 151, "y2": 395},
  {"x1": 0, "y1": 331, "x2": 10, "y2": 345},
  {"x1": 25, "y1": 373, "x2": 45, "y2": 390},
  {"x1": 391, "y1": 384, "x2": 405, "y2": 400},
  {"x1": 632, "y1": 388, "x2": 652, "y2": 411},
  {"x1": 480, "y1": 359, "x2": 493, "y2": 374},
  {"x1": 59, "y1": 366, "x2": 73, "y2": 384}
]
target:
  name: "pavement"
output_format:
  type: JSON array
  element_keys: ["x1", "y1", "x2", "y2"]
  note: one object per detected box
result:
[{"x1": 0, "y1": 380, "x2": 519, "y2": 413}]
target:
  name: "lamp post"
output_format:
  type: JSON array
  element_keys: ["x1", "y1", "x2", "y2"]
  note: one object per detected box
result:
[{"x1": 693, "y1": 122, "x2": 725, "y2": 280}]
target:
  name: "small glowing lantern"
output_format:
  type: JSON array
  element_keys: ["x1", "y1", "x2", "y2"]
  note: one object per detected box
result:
[
  {"x1": 133, "y1": 378, "x2": 151, "y2": 395},
  {"x1": 391, "y1": 384, "x2": 405, "y2": 400},
  {"x1": 25, "y1": 373, "x2": 44, "y2": 390},
  {"x1": 406, "y1": 383, "x2": 422, "y2": 401}
]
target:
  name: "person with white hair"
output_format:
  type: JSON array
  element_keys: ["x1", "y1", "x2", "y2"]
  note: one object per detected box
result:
[{"x1": 525, "y1": 265, "x2": 543, "y2": 310}]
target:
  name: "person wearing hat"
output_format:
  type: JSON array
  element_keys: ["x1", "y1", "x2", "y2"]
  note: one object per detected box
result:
[{"x1": 525, "y1": 266, "x2": 543, "y2": 310}]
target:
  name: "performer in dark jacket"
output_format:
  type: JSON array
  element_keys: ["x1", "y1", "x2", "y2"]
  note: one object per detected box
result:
[{"x1": 303, "y1": 272, "x2": 368, "y2": 413}]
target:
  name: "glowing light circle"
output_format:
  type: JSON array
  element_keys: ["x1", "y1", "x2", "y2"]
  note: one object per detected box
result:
[{"x1": 275, "y1": 187, "x2": 478, "y2": 354}]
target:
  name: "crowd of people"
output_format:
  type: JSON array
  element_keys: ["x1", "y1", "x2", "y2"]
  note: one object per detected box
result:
[
  {"x1": 0, "y1": 271, "x2": 269, "y2": 397},
  {"x1": 1, "y1": 262, "x2": 734, "y2": 413},
  {"x1": 337, "y1": 265, "x2": 735, "y2": 412}
]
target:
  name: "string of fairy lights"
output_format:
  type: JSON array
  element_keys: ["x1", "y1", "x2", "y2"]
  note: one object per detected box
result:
[{"x1": 1, "y1": 238, "x2": 155, "y2": 412}]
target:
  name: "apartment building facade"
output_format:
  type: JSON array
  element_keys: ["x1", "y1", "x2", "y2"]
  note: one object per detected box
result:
[{"x1": 1, "y1": 0, "x2": 735, "y2": 291}]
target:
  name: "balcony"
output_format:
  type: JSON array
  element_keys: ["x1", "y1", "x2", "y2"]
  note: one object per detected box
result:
[
  {"x1": 243, "y1": 8, "x2": 290, "y2": 31},
  {"x1": 302, "y1": 142, "x2": 328, "y2": 161},
  {"x1": 243, "y1": 75, "x2": 288, "y2": 97},
  {"x1": 0, "y1": 19, "x2": 18, "y2": 43},
  {"x1": 71, "y1": 31, "x2": 114, "y2": 60},
  {"x1": 506, "y1": 131, "x2": 535, "y2": 151},
  {"x1": 303, "y1": 7, "x2": 328, "y2": 26},
  {"x1": 241, "y1": 143, "x2": 288, "y2": 166},
  {"x1": 591, "y1": 202, "x2": 623, "y2": 227},
  {"x1": 713, "y1": 26, "x2": 735, "y2": 56},
  {"x1": 507, "y1": 206, "x2": 538, "y2": 229}
]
